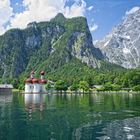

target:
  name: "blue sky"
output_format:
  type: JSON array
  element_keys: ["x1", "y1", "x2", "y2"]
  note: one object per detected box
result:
[
  {"x1": 86, "y1": 0, "x2": 140, "y2": 40},
  {"x1": 1, "y1": 0, "x2": 140, "y2": 40}
]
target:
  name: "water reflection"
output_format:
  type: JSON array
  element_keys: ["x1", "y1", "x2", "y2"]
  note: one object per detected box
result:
[
  {"x1": 1, "y1": 93, "x2": 140, "y2": 140},
  {"x1": 24, "y1": 94, "x2": 47, "y2": 120},
  {"x1": 23, "y1": 93, "x2": 140, "y2": 113},
  {"x1": 0, "y1": 93, "x2": 12, "y2": 104},
  {"x1": 25, "y1": 94, "x2": 46, "y2": 104}
]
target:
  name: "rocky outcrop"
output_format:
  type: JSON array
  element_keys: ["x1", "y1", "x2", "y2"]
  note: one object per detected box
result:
[
  {"x1": 68, "y1": 31, "x2": 103, "y2": 68},
  {"x1": 95, "y1": 7, "x2": 140, "y2": 69},
  {"x1": 0, "y1": 13, "x2": 104, "y2": 78}
]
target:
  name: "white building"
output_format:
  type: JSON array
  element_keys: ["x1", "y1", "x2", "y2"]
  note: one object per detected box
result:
[{"x1": 25, "y1": 71, "x2": 47, "y2": 93}]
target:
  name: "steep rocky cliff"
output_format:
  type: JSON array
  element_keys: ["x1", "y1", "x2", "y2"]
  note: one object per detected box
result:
[
  {"x1": 0, "y1": 13, "x2": 104, "y2": 78},
  {"x1": 95, "y1": 7, "x2": 140, "y2": 69}
]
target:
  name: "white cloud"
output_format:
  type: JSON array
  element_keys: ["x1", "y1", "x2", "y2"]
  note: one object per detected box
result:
[
  {"x1": 15, "y1": 2, "x2": 19, "y2": 6},
  {"x1": 64, "y1": 0, "x2": 86, "y2": 18},
  {"x1": 126, "y1": 6, "x2": 140, "y2": 15},
  {"x1": 90, "y1": 24, "x2": 98, "y2": 32},
  {"x1": 87, "y1": 6, "x2": 93, "y2": 11},
  {"x1": 0, "y1": 0, "x2": 13, "y2": 35},
  {"x1": 0, "y1": 0, "x2": 94, "y2": 35},
  {"x1": 10, "y1": 0, "x2": 87, "y2": 29},
  {"x1": 89, "y1": 19, "x2": 98, "y2": 32}
]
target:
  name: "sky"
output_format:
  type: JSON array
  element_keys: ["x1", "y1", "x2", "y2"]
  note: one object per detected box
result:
[{"x1": 1, "y1": 0, "x2": 140, "y2": 41}]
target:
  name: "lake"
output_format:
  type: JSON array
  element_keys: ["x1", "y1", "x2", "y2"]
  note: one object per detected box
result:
[{"x1": 0, "y1": 93, "x2": 140, "y2": 140}]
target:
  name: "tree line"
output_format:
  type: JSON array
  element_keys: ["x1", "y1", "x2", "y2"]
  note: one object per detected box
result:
[{"x1": 1, "y1": 69, "x2": 140, "y2": 92}]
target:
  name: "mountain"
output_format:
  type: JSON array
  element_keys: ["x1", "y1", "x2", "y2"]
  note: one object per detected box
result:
[
  {"x1": 0, "y1": 13, "x2": 105, "y2": 79},
  {"x1": 95, "y1": 7, "x2": 140, "y2": 69}
]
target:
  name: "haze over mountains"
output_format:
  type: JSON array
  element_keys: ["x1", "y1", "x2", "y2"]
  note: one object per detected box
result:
[{"x1": 95, "y1": 7, "x2": 140, "y2": 69}]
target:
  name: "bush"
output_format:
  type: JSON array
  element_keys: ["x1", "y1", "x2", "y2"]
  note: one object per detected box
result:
[
  {"x1": 55, "y1": 80, "x2": 68, "y2": 91},
  {"x1": 112, "y1": 84, "x2": 122, "y2": 91},
  {"x1": 79, "y1": 81, "x2": 89, "y2": 92},
  {"x1": 45, "y1": 83, "x2": 51, "y2": 90},
  {"x1": 132, "y1": 85, "x2": 140, "y2": 91},
  {"x1": 103, "y1": 83, "x2": 113, "y2": 91},
  {"x1": 70, "y1": 82, "x2": 79, "y2": 91},
  {"x1": 18, "y1": 84, "x2": 24, "y2": 90}
]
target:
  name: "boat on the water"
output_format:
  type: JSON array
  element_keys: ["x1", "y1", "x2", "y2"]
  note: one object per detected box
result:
[{"x1": 0, "y1": 84, "x2": 13, "y2": 93}]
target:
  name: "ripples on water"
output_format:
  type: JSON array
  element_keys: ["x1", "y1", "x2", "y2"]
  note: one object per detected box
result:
[{"x1": 0, "y1": 93, "x2": 140, "y2": 140}]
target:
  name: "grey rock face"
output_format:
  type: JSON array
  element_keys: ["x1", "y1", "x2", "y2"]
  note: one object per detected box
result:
[
  {"x1": 25, "y1": 35, "x2": 41, "y2": 48},
  {"x1": 0, "y1": 14, "x2": 104, "y2": 78},
  {"x1": 95, "y1": 7, "x2": 140, "y2": 69},
  {"x1": 68, "y1": 31, "x2": 103, "y2": 68},
  {"x1": 0, "y1": 24, "x2": 65, "y2": 78}
]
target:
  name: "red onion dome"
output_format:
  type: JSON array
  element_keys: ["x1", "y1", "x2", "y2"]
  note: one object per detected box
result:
[
  {"x1": 25, "y1": 78, "x2": 32, "y2": 84},
  {"x1": 32, "y1": 78, "x2": 39, "y2": 84},
  {"x1": 40, "y1": 71, "x2": 45, "y2": 75},
  {"x1": 40, "y1": 79, "x2": 47, "y2": 84}
]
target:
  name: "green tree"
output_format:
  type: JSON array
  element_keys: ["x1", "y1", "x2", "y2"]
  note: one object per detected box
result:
[
  {"x1": 70, "y1": 81, "x2": 79, "y2": 91},
  {"x1": 55, "y1": 80, "x2": 68, "y2": 91},
  {"x1": 45, "y1": 83, "x2": 51, "y2": 90},
  {"x1": 18, "y1": 84, "x2": 24, "y2": 90},
  {"x1": 79, "y1": 81, "x2": 89, "y2": 92},
  {"x1": 132, "y1": 85, "x2": 140, "y2": 91},
  {"x1": 103, "y1": 82, "x2": 113, "y2": 91},
  {"x1": 112, "y1": 84, "x2": 122, "y2": 91}
]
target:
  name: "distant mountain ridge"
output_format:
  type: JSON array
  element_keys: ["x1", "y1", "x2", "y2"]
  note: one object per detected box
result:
[
  {"x1": 0, "y1": 13, "x2": 105, "y2": 78},
  {"x1": 95, "y1": 7, "x2": 140, "y2": 69}
]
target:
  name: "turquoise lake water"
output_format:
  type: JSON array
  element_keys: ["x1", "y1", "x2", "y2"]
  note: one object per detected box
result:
[{"x1": 0, "y1": 93, "x2": 140, "y2": 140}]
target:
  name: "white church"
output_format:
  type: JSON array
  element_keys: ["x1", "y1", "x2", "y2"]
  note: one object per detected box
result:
[{"x1": 25, "y1": 71, "x2": 47, "y2": 93}]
